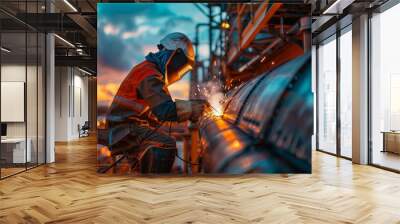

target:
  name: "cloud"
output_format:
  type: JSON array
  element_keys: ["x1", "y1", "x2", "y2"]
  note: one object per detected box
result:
[
  {"x1": 158, "y1": 16, "x2": 194, "y2": 37},
  {"x1": 198, "y1": 44, "x2": 210, "y2": 60},
  {"x1": 121, "y1": 25, "x2": 156, "y2": 39},
  {"x1": 98, "y1": 30, "x2": 135, "y2": 70},
  {"x1": 122, "y1": 31, "x2": 139, "y2": 39},
  {"x1": 98, "y1": 3, "x2": 209, "y2": 94},
  {"x1": 142, "y1": 44, "x2": 158, "y2": 56},
  {"x1": 97, "y1": 83, "x2": 120, "y2": 106},
  {"x1": 98, "y1": 3, "x2": 175, "y2": 19},
  {"x1": 98, "y1": 4, "x2": 179, "y2": 70},
  {"x1": 135, "y1": 16, "x2": 146, "y2": 25},
  {"x1": 103, "y1": 23, "x2": 120, "y2": 35},
  {"x1": 97, "y1": 63, "x2": 129, "y2": 85}
]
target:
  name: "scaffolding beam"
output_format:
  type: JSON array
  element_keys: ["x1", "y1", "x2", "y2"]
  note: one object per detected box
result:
[{"x1": 227, "y1": 2, "x2": 282, "y2": 65}]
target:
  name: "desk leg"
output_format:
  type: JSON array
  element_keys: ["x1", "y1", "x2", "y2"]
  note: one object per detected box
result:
[{"x1": 382, "y1": 133, "x2": 386, "y2": 153}]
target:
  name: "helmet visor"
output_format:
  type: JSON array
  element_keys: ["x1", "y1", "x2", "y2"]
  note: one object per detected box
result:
[{"x1": 165, "y1": 48, "x2": 194, "y2": 85}]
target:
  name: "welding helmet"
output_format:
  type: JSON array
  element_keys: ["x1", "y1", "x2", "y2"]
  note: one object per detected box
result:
[{"x1": 158, "y1": 32, "x2": 195, "y2": 85}]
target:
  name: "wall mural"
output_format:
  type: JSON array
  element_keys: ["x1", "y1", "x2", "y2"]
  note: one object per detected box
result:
[{"x1": 97, "y1": 2, "x2": 313, "y2": 175}]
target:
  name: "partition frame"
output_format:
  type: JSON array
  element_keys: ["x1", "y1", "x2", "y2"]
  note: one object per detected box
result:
[
  {"x1": 0, "y1": 0, "x2": 47, "y2": 180},
  {"x1": 315, "y1": 23, "x2": 353, "y2": 161},
  {"x1": 315, "y1": 0, "x2": 400, "y2": 173},
  {"x1": 367, "y1": 1, "x2": 400, "y2": 173}
]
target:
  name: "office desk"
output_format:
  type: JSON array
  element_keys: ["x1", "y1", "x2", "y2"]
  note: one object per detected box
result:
[
  {"x1": 382, "y1": 131, "x2": 400, "y2": 154},
  {"x1": 1, "y1": 138, "x2": 31, "y2": 164}
]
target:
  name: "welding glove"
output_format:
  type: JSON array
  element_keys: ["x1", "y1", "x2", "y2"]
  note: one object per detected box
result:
[
  {"x1": 175, "y1": 99, "x2": 209, "y2": 122},
  {"x1": 190, "y1": 99, "x2": 210, "y2": 122}
]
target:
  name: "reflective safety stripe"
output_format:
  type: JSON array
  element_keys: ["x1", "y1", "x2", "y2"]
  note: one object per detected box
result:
[
  {"x1": 111, "y1": 95, "x2": 148, "y2": 115},
  {"x1": 107, "y1": 95, "x2": 151, "y2": 122}
]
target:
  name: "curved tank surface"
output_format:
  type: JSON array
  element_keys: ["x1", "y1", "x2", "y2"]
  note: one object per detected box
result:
[{"x1": 199, "y1": 53, "x2": 312, "y2": 173}]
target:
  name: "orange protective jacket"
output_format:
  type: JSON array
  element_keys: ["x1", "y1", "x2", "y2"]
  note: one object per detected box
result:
[{"x1": 107, "y1": 60, "x2": 172, "y2": 123}]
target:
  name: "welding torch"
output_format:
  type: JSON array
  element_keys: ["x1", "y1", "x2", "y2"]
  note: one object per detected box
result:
[
  {"x1": 189, "y1": 99, "x2": 224, "y2": 123},
  {"x1": 188, "y1": 99, "x2": 212, "y2": 122}
]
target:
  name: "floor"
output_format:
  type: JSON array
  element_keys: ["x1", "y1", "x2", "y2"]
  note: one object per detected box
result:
[
  {"x1": 0, "y1": 136, "x2": 400, "y2": 223},
  {"x1": 1, "y1": 163, "x2": 43, "y2": 178},
  {"x1": 372, "y1": 150, "x2": 400, "y2": 171},
  {"x1": 0, "y1": 167, "x2": 26, "y2": 178}
]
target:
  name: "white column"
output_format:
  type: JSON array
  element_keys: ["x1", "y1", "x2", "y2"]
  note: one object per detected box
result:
[
  {"x1": 45, "y1": 0, "x2": 56, "y2": 163},
  {"x1": 352, "y1": 14, "x2": 369, "y2": 164},
  {"x1": 46, "y1": 33, "x2": 55, "y2": 163},
  {"x1": 54, "y1": 67, "x2": 73, "y2": 141}
]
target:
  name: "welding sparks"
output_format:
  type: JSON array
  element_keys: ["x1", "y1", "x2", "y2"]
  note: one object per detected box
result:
[
  {"x1": 197, "y1": 81, "x2": 225, "y2": 118},
  {"x1": 208, "y1": 96, "x2": 223, "y2": 116}
]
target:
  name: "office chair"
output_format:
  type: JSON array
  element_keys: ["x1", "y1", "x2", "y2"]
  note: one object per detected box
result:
[{"x1": 78, "y1": 121, "x2": 90, "y2": 138}]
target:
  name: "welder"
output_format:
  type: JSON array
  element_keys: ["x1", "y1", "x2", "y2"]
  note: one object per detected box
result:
[{"x1": 105, "y1": 32, "x2": 208, "y2": 173}]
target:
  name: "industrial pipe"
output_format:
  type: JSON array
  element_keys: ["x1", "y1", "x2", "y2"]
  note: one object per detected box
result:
[{"x1": 199, "y1": 53, "x2": 312, "y2": 174}]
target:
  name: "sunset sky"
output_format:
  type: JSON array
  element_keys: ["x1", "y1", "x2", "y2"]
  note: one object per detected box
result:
[{"x1": 97, "y1": 3, "x2": 211, "y2": 107}]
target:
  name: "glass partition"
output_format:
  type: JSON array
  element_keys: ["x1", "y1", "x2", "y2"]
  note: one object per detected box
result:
[
  {"x1": 0, "y1": 1, "x2": 46, "y2": 179},
  {"x1": 317, "y1": 36, "x2": 337, "y2": 154},
  {"x1": 27, "y1": 31, "x2": 38, "y2": 169},
  {"x1": 38, "y1": 32, "x2": 45, "y2": 165},
  {"x1": 339, "y1": 28, "x2": 352, "y2": 158},
  {"x1": 371, "y1": 3, "x2": 400, "y2": 171},
  {"x1": 1, "y1": 31, "x2": 28, "y2": 177}
]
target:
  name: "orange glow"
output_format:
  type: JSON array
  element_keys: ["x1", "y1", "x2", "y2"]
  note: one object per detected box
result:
[
  {"x1": 97, "y1": 119, "x2": 106, "y2": 129},
  {"x1": 97, "y1": 83, "x2": 120, "y2": 106},
  {"x1": 215, "y1": 119, "x2": 230, "y2": 129},
  {"x1": 168, "y1": 79, "x2": 190, "y2": 100},
  {"x1": 99, "y1": 146, "x2": 111, "y2": 157},
  {"x1": 119, "y1": 163, "x2": 130, "y2": 174},
  {"x1": 232, "y1": 140, "x2": 241, "y2": 148},
  {"x1": 221, "y1": 21, "x2": 230, "y2": 30}
]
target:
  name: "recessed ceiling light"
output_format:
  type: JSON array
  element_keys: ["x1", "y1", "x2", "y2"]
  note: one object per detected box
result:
[
  {"x1": 323, "y1": 0, "x2": 355, "y2": 15},
  {"x1": 54, "y1": 34, "x2": 75, "y2": 48},
  {"x1": 63, "y1": 0, "x2": 78, "y2": 12},
  {"x1": 78, "y1": 67, "x2": 93, "y2": 76},
  {"x1": 1, "y1": 47, "x2": 11, "y2": 53}
]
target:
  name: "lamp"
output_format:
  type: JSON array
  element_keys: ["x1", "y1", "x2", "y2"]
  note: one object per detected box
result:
[{"x1": 221, "y1": 21, "x2": 230, "y2": 30}]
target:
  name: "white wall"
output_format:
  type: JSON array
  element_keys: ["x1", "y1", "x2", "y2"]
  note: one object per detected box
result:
[
  {"x1": 1, "y1": 65, "x2": 26, "y2": 138},
  {"x1": 1, "y1": 64, "x2": 46, "y2": 164},
  {"x1": 55, "y1": 67, "x2": 69, "y2": 141},
  {"x1": 1, "y1": 65, "x2": 42, "y2": 137},
  {"x1": 55, "y1": 67, "x2": 89, "y2": 141},
  {"x1": 72, "y1": 73, "x2": 89, "y2": 138}
]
